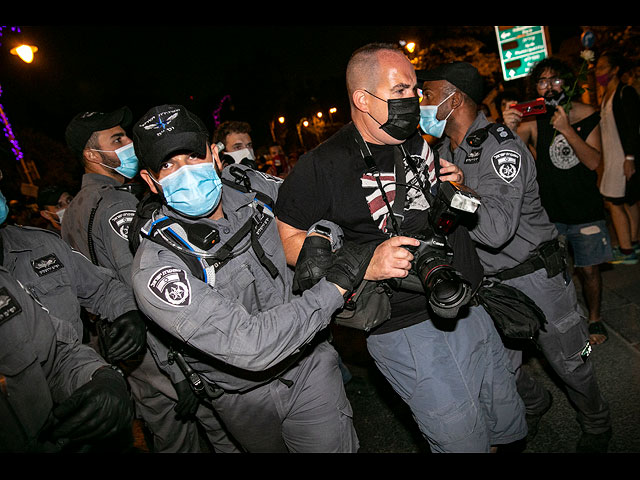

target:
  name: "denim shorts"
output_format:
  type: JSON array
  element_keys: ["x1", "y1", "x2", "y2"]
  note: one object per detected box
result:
[{"x1": 555, "y1": 220, "x2": 614, "y2": 267}]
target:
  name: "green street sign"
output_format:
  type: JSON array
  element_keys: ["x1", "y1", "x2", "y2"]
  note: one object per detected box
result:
[{"x1": 495, "y1": 26, "x2": 549, "y2": 81}]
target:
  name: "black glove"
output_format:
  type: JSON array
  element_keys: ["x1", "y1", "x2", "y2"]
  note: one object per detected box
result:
[
  {"x1": 173, "y1": 379, "x2": 200, "y2": 421},
  {"x1": 293, "y1": 235, "x2": 335, "y2": 293},
  {"x1": 107, "y1": 310, "x2": 147, "y2": 362},
  {"x1": 46, "y1": 366, "x2": 133, "y2": 447},
  {"x1": 325, "y1": 241, "x2": 375, "y2": 295}
]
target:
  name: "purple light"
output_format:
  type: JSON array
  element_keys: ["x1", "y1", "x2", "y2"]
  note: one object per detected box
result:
[
  {"x1": 212, "y1": 95, "x2": 231, "y2": 128},
  {"x1": 0, "y1": 85, "x2": 25, "y2": 163}
]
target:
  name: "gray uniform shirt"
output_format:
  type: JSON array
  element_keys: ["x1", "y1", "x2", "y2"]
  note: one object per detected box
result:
[
  {"x1": 436, "y1": 112, "x2": 558, "y2": 274},
  {"x1": 0, "y1": 267, "x2": 106, "y2": 452},
  {"x1": 0, "y1": 225, "x2": 137, "y2": 337},
  {"x1": 61, "y1": 173, "x2": 137, "y2": 286},
  {"x1": 131, "y1": 166, "x2": 344, "y2": 392}
]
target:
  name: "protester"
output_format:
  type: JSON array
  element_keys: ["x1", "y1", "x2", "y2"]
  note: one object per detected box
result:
[
  {"x1": 502, "y1": 56, "x2": 611, "y2": 346},
  {"x1": 212, "y1": 120, "x2": 258, "y2": 169},
  {"x1": 596, "y1": 51, "x2": 640, "y2": 265}
]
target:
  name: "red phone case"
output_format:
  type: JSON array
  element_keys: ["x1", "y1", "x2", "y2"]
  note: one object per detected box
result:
[{"x1": 511, "y1": 98, "x2": 547, "y2": 116}]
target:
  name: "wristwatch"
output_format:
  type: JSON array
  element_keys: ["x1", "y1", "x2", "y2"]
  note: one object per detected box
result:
[{"x1": 308, "y1": 223, "x2": 333, "y2": 243}]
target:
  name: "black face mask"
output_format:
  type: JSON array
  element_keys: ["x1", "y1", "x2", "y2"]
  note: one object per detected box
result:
[{"x1": 365, "y1": 90, "x2": 420, "y2": 140}]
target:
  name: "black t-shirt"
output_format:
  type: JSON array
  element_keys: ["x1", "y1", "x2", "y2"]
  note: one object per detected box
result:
[
  {"x1": 535, "y1": 110, "x2": 604, "y2": 224},
  {"x1": 275, "y1": 123, "x2": 484, "y2": 334}
]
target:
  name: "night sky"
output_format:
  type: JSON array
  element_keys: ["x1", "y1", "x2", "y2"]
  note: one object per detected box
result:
[
  {"x1": 0, "y1": 25, "x2": 429, "y2": 146},
  {"x1": 0, "y1": 24, "x2": 582, "y2": 153}
]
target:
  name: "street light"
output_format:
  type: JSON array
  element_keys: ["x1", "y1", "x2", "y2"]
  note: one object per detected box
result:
[{"x1": 10, "y1": 44, "x2": 38, "y2": 63}]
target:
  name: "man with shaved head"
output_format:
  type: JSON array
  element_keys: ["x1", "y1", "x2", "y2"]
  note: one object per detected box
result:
[{"x1": 275, "y1": 43, "x2": 527, "y2": 453}]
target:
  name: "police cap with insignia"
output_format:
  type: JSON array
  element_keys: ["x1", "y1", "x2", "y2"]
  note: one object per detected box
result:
[
  {"x1": 132, "y1": 105, "x2": 210, "y2": 173},
  {"x1": 417, "y1": 62, "x2": 485, "y2": 105},
  {"x1": 65, "y1": 106, "x2": 133, "y2": 159}
]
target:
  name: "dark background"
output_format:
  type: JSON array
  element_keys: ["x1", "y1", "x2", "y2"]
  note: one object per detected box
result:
[
  {"x1": 0, "y1": 24, "x2": 609, "y2": 200},
  {"x1": 0, "y1": 25, "x2": 584, "y2": 146}
]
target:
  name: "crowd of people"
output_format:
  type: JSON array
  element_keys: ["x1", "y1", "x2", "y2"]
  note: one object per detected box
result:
[{"x1": 1, "y1": 41, "x2": 638, "y2": 454}]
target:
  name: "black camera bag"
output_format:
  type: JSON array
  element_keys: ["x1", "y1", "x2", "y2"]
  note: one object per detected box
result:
[{"x1": 473, "y1": 280, "x2": 547, "y2": 339}]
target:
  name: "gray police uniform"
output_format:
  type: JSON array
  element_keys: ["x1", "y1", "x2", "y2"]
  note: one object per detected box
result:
[
  {"x1": 0, "y1": 266, "x2": 107, "y2": 452},
  {"x1": 61, "y1": 172, "x2": 205, "y2": 452},
  {"x1": 131, "y1": 165, "x2": 358, "y2": 453},
  {"x1": 437, "y1": 112, "x2": 611, "y2": 434},
  {"x1": 0, "y1": 224, "x2": 137, "y2": 339}
]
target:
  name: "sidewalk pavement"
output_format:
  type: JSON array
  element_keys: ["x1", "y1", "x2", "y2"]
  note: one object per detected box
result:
[{"x1": 336, "y1": 261, "x2": 640, "y2": 454}]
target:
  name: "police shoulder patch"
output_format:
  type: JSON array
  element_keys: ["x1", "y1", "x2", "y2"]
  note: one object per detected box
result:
[
  {"x1": 148, "y1": 267, "x2": 191, "y2": 307},
  {"x1": 491, "y1": 150, "x2": 521, "y2": 183},
  {"x1": 109, "y1": 210, "x2": 136, "y2": 240}
]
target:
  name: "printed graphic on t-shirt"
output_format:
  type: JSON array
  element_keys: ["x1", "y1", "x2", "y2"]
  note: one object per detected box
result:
[
  {"x1": 361, "y1": 142, "x2": 436, "y2": 232},
  {"x1": 549, "y1": 134, "x2": 580, "y2": 169}
]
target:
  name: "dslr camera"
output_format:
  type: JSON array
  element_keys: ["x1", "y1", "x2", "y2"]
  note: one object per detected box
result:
[{"x1": 390, "y1": 181, "x2": 481, "y2": 319}]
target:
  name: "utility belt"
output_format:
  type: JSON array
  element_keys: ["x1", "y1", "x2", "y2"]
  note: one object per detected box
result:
[
  {"x1": 494, "y1": 238, "x2": 567, "y2": 281},
  {"x1": 168, "y1": 326, "x2": 330, "y2": 400}
]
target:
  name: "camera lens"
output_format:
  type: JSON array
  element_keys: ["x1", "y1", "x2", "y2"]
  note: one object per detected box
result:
[{"x1": 429, "y1": 269, "x2": 470, "y2": 307}]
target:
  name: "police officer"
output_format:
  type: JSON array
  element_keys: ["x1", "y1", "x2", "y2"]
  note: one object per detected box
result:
[
  {"x1": 129, "y1": 104, "x2": 370, "y2": 453},
  {"x1": 418, "y1": 62, "x2": 612, "y2": 452},
  {"x1": 60, "y1": 107, "x2": 216, "y2": 453},
  {"x1": 1, "y1": 193, "x2": 142, "y2": 357},
  {"x1": 0, "y1": 266, "x2": 133, "y2": 452}
]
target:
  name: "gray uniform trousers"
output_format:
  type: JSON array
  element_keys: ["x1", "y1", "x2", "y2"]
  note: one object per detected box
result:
[
  {"x1": 205, "y1": 341, "x2": 357, "y2": 453},
  {"x1": 498, "y1": 268, "x2": 611, "y2": 435},
  {"x1": 366, "y1": 304, "x2": 527, "y2": 453}
]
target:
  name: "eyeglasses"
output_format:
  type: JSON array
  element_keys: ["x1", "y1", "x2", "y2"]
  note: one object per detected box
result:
[{"x1": 537, "y1": 77, "x2": 563, "y2": 89}]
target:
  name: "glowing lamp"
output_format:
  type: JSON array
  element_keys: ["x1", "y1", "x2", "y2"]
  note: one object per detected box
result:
[{"x1": 10, "y1": 44, "x2": 38, "y2": 63}]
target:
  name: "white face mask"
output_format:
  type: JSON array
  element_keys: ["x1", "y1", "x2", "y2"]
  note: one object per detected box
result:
[
  {"x1": 53, "y1": 208, "x2": 66, "y2": 224},
  {"x1": 224, "y1": 147, "x2": 255, "y2": 164}
]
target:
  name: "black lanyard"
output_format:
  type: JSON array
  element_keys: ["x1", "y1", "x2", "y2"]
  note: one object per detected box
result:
[{"x1": 353, "y1": 132, "x2": 407, "y2": 236}]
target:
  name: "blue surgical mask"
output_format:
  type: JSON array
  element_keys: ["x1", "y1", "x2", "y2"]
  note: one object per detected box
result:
[
  {"x1": 92, "y1": 143, "x2": 140, "y2": 179},
  {"x1": 0, "y1": 190, "x2": 9, "y2": 224},
  {"x1": 157, "y1": 161, "x2": 222, "y2": 218},
  {"x1": 419, "y1": 92, "x2": 455, "y2": 138}
]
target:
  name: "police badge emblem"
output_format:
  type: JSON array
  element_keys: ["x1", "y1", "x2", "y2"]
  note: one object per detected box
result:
[
  {"x1": 148, "y1": 267, "x2": 191, "y2": 307},
  {"x1": 109, "y1": 210, "x2": 136, "y2": 240},
  {"x1": 491, "y1": 150, "x2": 521, "y2": 183}
]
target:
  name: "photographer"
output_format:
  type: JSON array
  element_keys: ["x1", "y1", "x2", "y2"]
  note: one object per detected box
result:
[
  {"x1": 420, "y1": 61, "x2": 612, "y2": 452},
  {"x1": 276, "y1": 43, "x2": 527, "y2": 453}
]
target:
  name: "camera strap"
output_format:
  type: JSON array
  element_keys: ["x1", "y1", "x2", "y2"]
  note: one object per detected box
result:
[{"x1": 353, "y1": 132, "x2": 406, "y2": 235}]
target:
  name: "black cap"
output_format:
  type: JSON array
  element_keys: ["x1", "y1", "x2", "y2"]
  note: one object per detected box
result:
[
  {"x1": 133, "y1": 105, "x2": 209, "y2": 172},
  {"x1": 37, "y1": 185, "x2": 68, "y2": 209},
  {"x1": 65, "y1": 106, "x2": 132, "y2": 159},
  {"x1": 416, "y1": 62, "x2": 485, "y2": 105}
]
